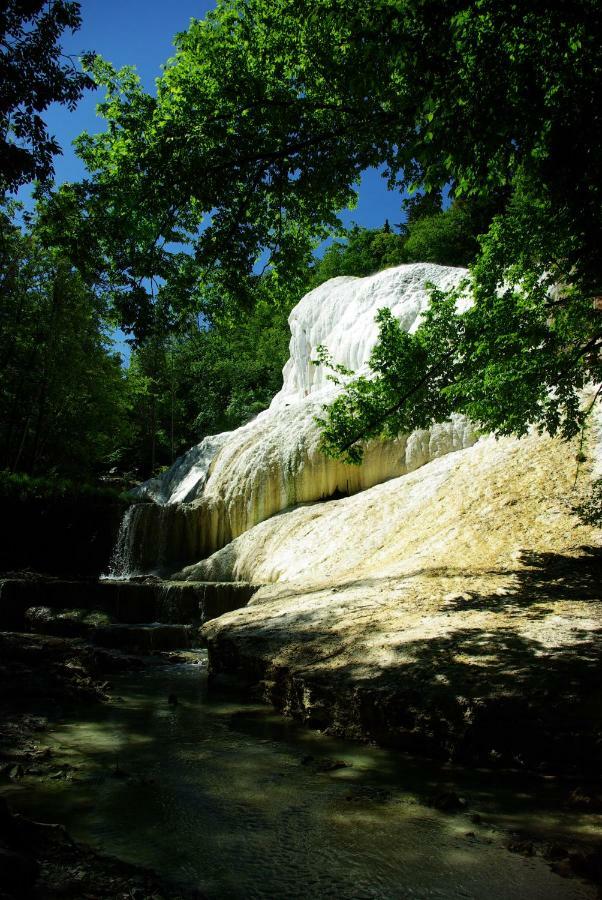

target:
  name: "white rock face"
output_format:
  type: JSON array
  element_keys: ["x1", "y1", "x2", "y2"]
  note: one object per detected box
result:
[
  {"x1": 184, "y1": 427, "x2": 599, "y2": 589},
  {"x1": 135, "y1": 264, "x2": 477, "y2": 563},
  {"x1": 273, "y1": 263, "x2": 470, "y2": 406},
  {"x1": 198, "y1": 428, "x2": 602, "y2": 757}
]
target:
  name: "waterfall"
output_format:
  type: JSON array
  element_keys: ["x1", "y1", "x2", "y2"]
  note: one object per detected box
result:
[
  {"x1": 105, "y1": 504, "x2": 144, "y2": 579},
  {"x1": 104, "y1": 501, "x2": 202, "y2": 580}
]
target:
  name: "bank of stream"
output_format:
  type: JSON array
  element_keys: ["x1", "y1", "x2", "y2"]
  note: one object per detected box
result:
[{"x1": 2, "y1": 651, "x2": 600, "y2": 899}]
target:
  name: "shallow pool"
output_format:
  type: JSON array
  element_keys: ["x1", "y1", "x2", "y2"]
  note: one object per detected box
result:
[{"x1": 5, "y1": 653, "x2": 598, "y2": 899}]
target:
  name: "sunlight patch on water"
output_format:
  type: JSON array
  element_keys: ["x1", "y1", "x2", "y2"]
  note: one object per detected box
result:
[{"x1": 4, "y1": 654, "x2": 598, "y2": 900}]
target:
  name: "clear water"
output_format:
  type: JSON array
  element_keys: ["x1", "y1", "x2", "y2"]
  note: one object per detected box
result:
[
  {"x1": 104, "y1": 504, "x2": 141, "y2": 579},
  {"x1": 4, "y1": 654, "x2": 598, "y2": 899}
]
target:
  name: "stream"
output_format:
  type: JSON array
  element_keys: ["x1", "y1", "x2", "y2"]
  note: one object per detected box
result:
[{"x1": 4, "y1": 652, "x2": 599, "y2": 899}]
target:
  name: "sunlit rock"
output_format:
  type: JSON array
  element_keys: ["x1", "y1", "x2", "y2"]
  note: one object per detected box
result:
[
  {"x1": 198, "y1": 424, "x2": 602, "y2": 764},
  {"x1": 119, "y1": 264, "x2": 477, "y2": 573},
  {"x1": 179, "y1": 428, "x2": 598, "y2": 585}
]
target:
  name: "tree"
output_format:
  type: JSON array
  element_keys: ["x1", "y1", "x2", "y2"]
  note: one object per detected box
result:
[
  {"x1": 0, "y1": 0, "x2": 94, "y2": 193},
  {"x1": 402, "y1": 198, "x2": 493, "y2": 269},
  {"x1": 0, "y1": 203, "x2": 130, "y2": 477},
  {"x1": 309, "y1": 224, "x2": 405, "y2": 287},
  {"x1": 73, "y1": 1, "x2": 601, "y2": 444},
  {"x1": 309, "y1": 199, "x2": 493, "y2": 290},
  {"x1": 116, "y1": 277, "x2": 295, "y2": 479},
  {"x1": 401, "y1": 190, "x2": 443, "y2": 229},
  {"x1": 319, "y1": 177, "x2": 601, "y2": 462},
  {"x1": 186, "y1": 292, "x2": 294, "y2": 435}
]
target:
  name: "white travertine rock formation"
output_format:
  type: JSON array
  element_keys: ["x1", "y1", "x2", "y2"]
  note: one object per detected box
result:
[
  {"x1": 133, "y1": 264, "x2": 477, "y2": 564},
  {"x1": 198, "y1": 426, "x2": 602, "y2": 764},
  {"x1": 182, "y1": 427, "x2": 599, "y2": 588},
  {"x1": 592, "y1": 391, "x2": 602, "y2": 481},
  {"x1": 273, "y1": 265, "x2": 472, "y2": 405}
]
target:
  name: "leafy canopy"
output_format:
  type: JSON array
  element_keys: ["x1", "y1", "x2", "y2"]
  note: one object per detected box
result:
[
  {"x1": 0, "y1": 201, "x2": 130, "y2": 477},
  {"x1": 67, "y1": 0, "x2": 601, "y2": 448},
  {"x1": 308, "y1": 196, "x2": 491, "y2": 291},
  {"x1": 0, "y1": 0, "x2": 94, "y2": 193}
]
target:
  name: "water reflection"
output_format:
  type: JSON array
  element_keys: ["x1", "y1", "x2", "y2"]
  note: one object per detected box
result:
[{"x1": 6, "y1": 655, "x2": 597, "y2": 899}]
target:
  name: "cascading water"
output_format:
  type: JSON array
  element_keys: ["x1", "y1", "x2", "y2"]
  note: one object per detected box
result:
[
  {"x1": 105, "y1": 504, "x2": 145, "y2": 579},
  {"x1": 104, "y1": 503, "x2": 174, "y2": 579},
  {"x1": 105, "y1": 501, "x2": 203, "y2": 579}
]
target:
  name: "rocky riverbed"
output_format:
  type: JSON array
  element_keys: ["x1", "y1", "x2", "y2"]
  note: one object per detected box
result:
[
  {"x1": 3, "y1": 646, "x2": 601, "y2": 899},
  {"x1": 0, "y1": 629, "x2": 204, "y2": 899},
  {"x1": 0, "y1": 795, "x2": 203, "y2": 900}
]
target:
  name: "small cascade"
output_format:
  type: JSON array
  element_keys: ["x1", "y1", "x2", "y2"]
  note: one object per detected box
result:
[
  {"x1": 156, "y1": 580, "x2": 200, "y2": 623},
  {"x1": 156, "y1": 579, "x2": 259, "y2": 624},
  {"x1": 104, "y1": 501, "x2": 202, "y2": 580},
  {"x1": 105, "y1": 504, "x2": 143, "y2": 579}
]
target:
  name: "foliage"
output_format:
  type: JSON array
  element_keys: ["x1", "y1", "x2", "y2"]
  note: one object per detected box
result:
[
  {"x1": 70, "y1": 1, "x2": 602, "y2": 451},
  {"x1": 1, "y1": 178, "x2": 294, "y2": 483},
  {"x1": 0, "y1": 0, "x2": 94, "y2": 193},
  {"x1": 309, "y1": 225, "x2": 406, "y2": 287},
  {"x1": 316, "y1": 294, "x2": 464, "y2": 463},
  {"x1": 3, "y1": 0, "x2": 601, "y2": 485},
  {"x1": 402, "y1": 199, "x2": 491, "y2": 268},
  {"x1": 66, "y1": 53, "x2": 320, "y2": 341},
  {"x1": 0, "y1": 203, "x2": 132, "y2": 478},
  {"x1": 309, "y1": 198, "x2": 492, "y2": 289},
  {"x1": 0, "y1": 469, "x2": 129, "y2": 503},
  {"x1": 121, "y1": 289, "x2": 293, "y2": 477},
  {"x1": 73, "y1": 0, "x2": 601, "y2": 290},
  {"x1": 402, "y1": 190, "x2": 442, "y2": 226},
  {"x1": 574, "y1": 479, "x2": 602, "y2": 526},
  {"x1": 320, "y1": 186, "x2": 601, "y2": 462},
  {"x1": 188, "y1": 293, "x2": 293, "y2": 434}
]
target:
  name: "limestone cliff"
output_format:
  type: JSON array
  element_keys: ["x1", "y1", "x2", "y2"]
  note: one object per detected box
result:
[
  {"x1": 122, "y1": 264, "x2": 476, "y2": 572},
  {"x1": 198, "y1": 423, "x2": 602, "y2": 767},
  {"x1": 177, "y1": 428, "x2": 598, "y2": 586}
]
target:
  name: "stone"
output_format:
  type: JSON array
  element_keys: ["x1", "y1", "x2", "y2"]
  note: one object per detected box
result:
[
  {"x1": 569, "y1": 850, "x2": 602, "y2": 883},
  {"x1": 24, "y1": 606, "x2": 115, "y2": 638},
  {"x1": 200, "y1": 420, "x2": 601, "y2": 768},
  {"x1": 567, "y1": 786, "x2": 602, "y2": 811},
  {"x1": 115, "y1": 265, "x2": 477, "y2": 574},
  {"x1": 507, "y1": 838, "x2": 536, "y2": 856},
  {"x1": 300, "y1": 755, "x2": 350, "y2": 773},
  {"x1": 544, "y1": 844, "x2": 569, "y2": 862}
]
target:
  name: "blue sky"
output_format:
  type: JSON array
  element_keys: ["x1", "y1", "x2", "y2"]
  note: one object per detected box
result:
[
  {"x1": 42, "y1": 0, "x2": 405, "y2": 223},
  {"x1": 36, "y1": 0, "x2": 407, "y2": 358}
]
